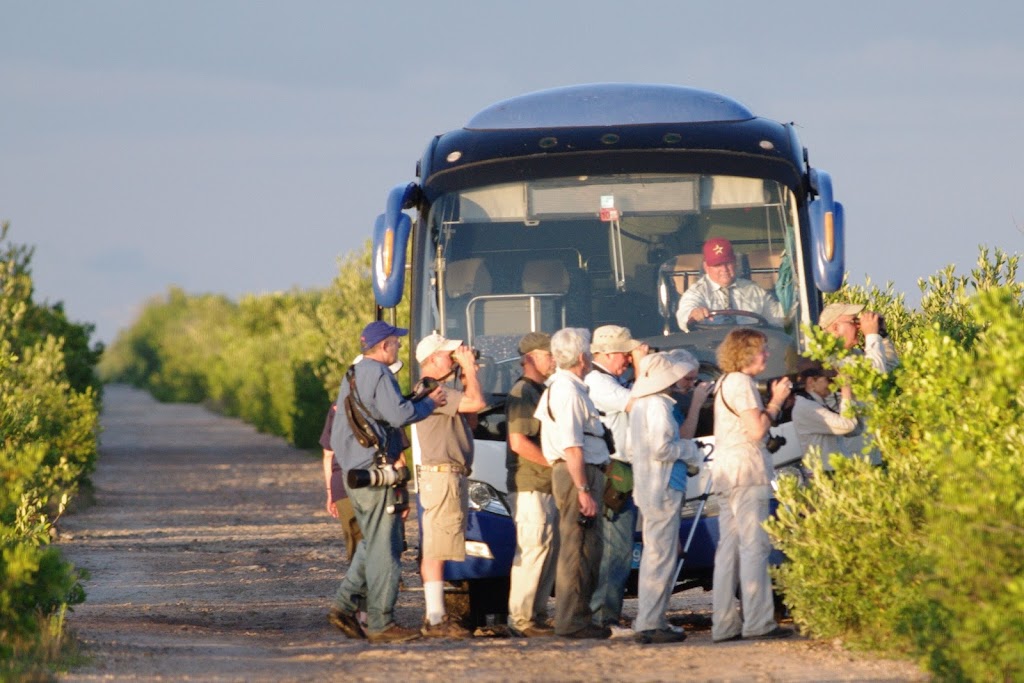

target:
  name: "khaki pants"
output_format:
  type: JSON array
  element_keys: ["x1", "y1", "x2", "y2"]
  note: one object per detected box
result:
[
  {"x1": 551, "y1": 462, "x2": 605, "y2": 635},
  {"x1": 711, "y1": 485, "x2": 777, "y2": 640},
  {"x1": 507, "y1": 490, "x2": 559, "y2": 630}
]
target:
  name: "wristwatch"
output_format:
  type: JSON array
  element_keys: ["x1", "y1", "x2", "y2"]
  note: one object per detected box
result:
[{"x1": 576, "y1": 484, "x2": 591, "y2": 493}]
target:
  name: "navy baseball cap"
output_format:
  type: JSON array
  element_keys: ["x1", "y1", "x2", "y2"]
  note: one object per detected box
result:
[{"x1": 360, "y1": 321, "x2": 408, "y2": 351}]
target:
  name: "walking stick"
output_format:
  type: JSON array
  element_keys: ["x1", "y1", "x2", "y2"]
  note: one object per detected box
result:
[{"x1": 673, "y1": 446, "x2": 714, "y2": 586}]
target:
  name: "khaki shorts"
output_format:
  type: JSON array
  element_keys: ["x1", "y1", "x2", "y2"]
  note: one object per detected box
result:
[{"x1": 419, "y1": 469, "x2": 468, "y2": 561}]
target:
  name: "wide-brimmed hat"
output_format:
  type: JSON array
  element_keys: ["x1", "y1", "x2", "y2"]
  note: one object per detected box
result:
[
  {"x1": 630, "y1": 352, "x2": 689, "y2": 398},
  {"x1": 415, "y1": 333, "x2": 462, "y2": 363},
  {"x1": 591, "y1": 325, "x2": 641, "y2": 354},
  {"x1": 819, "y1": 303, "x2": 865, "y2": 329}
]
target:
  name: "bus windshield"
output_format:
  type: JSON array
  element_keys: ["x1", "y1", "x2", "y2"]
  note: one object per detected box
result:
[{"x1": 414, "y1": 172, "x2": 804, "y2": 396}]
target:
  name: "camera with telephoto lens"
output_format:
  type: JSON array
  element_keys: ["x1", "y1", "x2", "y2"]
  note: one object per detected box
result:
[
  {"x1": 346, "y1": 463, "x2": 411, "y2": 489},
  {"x1": 765, "y1": 431, "x2": 787, "y2": 454}
]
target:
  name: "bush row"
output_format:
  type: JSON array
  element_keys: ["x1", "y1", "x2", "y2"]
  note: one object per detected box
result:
[
  {"x1": 768, "y1": 247, "x2": 1024, "y2": 682},
  {"x1": 99, "y1": 243, "x2": 408, "y2": 449},
  {"x1": 1, "y1": 223, "x2": 102, "y2": 675}
]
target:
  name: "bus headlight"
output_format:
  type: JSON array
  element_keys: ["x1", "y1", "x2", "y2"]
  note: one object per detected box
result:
[
  {"x1": 775, "y1": 465, "x2": 807, "y2": 487},
  {"x1": 464, "y1": 540, "x2": 495, "y2": 559},
  {"x1": 467, "y1": 480, "x2": 511, "y2": 516}
]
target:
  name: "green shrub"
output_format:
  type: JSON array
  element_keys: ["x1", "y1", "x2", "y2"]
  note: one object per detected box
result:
[
  {"x1": 1, "y1": 223, "x2": 97, "y2": 673},
  {"x1": 769, "y1": 248, "x2": 1024, "y2": 681}
]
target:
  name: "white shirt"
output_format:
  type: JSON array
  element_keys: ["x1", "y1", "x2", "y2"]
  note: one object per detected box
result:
[
  {"x1": 535, "y1": 369, "x2": 611, "y2": 466},
  {"x1": 628, "y1": 393, "x2": 701, "y2": 511},
  {"x1": 584, "y1": 364, "x2": 631, "y2": 463},
  {"x1": 675, "y1": 275, "x2": 785, "y2": 332},
  {"x1": 791, "y1": 392, "x2": 860, "y2": 471},
  {"x1": 712, "y1": 372, "x2": 774, "y2": 490}
]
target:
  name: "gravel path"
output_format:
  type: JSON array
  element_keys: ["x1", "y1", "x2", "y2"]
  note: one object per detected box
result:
[{"x1": 56, "y1": 384, "x2": 927, "y2": 682}]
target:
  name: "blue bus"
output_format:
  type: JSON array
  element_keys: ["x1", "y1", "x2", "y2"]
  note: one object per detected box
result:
[{"x1": 369, "y1": 83, "x2": 844, "y2": 625}]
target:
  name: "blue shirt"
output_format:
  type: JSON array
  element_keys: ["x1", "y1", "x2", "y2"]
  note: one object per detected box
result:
[{"x1": 330, "y1": 357, "x2": 435, "y2": 471}]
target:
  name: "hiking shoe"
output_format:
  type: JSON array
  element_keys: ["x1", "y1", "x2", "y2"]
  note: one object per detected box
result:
[
  {"x1": 420, "y1": 615, "x2": 472, "y2": 639},
  {"x1": 366, "y1": 623, "x2": 422, "y2": 644},
  {"x1": 560, "y1": 624, "x2": 612, "y2": 639},
  {"x1": 746, "y1": 626, "x2": 794, "y2": 640},
  {"x1": 634, "y1": 628, "x2": 687, "y2": 644},
  {"x1": 327, "y1": 608, "x2": 366, "y2": 640},
  {"x1": 510, "y1": 622, "x2": 554, "y2": 637}
]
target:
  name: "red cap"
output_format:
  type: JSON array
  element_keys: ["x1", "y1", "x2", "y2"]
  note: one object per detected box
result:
[{"x1": 703, "y1": 238, "x2": 736, "y2": 267}]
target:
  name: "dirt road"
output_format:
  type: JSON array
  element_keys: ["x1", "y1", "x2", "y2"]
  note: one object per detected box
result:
[{"x1": 56, "y1": 385, "x2": 926, "y2": 682}]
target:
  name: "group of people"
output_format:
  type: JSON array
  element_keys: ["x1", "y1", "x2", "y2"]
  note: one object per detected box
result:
[{"x1": 321, "y1": 243, "x2": 897, "y2": 645}]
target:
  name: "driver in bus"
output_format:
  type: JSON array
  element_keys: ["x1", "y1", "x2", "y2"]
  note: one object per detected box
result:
[{"x1": 675, "y1": 237, "x2": 785, "y2": 332}]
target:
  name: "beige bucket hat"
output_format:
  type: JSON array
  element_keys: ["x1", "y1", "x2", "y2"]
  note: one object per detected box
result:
[{"x1": 630, "y1": 352, "x2": 689, "y2": 398}]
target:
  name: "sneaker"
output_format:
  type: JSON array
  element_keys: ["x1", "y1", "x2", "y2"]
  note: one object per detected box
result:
[
  {"x1": 366, "y1": 623, "x2": 422, "y2": 644},
  {"x1": 560, "y1": 624, "x2": 612, "y2": 639},
  {"x1": 745, "y1": 626, "x2": 795, "y2": 640},
  {"x1": 634, "y1": 628, "x2": 687, "y2": 644},
  {"x1": 327, "y1": 608, "x2": 366, "y2": 640},
  {"x1": 510, "y1": 623, "x2": 554, "y2": 637},
  {"x1": 420, "y1": 614, "x2": 472, "y2": 639}
]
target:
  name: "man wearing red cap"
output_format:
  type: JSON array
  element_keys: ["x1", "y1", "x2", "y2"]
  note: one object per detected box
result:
[{"x1": 675, "y1": 237, "x2": 785, "y2": 332}]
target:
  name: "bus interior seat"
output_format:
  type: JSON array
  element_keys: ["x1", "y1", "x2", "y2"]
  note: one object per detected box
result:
[
  {"x1": 445, "y1": 258, "x2": 492, "y2": 340},
  {"x1": 522, "y1": 259, "x2": 571, "y2": 294},
  {"x1": 662, "y1": 253, "x2": 705, "y2": 295},
  {"x1": 446, "y1": 258, "x2": 492, "y2": 297},
  {"x1": 744, "y1": 249, "x2": 782, "y2": 290}
]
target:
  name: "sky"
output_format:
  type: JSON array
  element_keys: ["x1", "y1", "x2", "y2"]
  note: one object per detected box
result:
[{"x1": 3, "y1": 1, "x2": 1022, "y2": 345}]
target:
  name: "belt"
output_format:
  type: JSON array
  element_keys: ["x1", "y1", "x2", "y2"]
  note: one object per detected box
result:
[{"x1": 418, "y1": 463, "x2": 466, "y2": 474}]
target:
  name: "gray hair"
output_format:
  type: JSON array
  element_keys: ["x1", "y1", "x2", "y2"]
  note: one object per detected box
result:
[{"x1": 550, "y1": 327, "x2": 591, "y2": 369}]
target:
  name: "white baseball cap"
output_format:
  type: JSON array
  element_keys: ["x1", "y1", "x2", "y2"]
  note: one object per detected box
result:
[{"x1": 415, "y1": 333, "x2": 462, "y2": 363}]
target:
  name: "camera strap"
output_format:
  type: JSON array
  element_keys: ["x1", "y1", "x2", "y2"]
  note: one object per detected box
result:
[
  {"x1": 344, "y1": 366, "x2": 388, "y2": 453},
  {"x1": 715, "y1": 373, "x2": 741, "y2": 417}
]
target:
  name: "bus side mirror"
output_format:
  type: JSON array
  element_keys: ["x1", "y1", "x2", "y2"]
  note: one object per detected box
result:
[
  {"x1": 372, "y1": 183, "x2": 420, "y2": 308},
  {"x1": 808, "y1": 169, "x2": 845, "y2": 293}
]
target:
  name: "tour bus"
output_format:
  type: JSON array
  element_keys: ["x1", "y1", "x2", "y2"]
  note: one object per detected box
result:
[{"x1": 368, "y1": 83, "x2": 845, "y2": 625}]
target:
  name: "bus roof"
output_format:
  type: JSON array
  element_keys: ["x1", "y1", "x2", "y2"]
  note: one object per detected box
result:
[{"x1": 466, "y1": 83, "x2": 755, "y2": 130}]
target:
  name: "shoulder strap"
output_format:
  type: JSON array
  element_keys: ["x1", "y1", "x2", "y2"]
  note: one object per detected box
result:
[{"x1": 716, "y1": 373, "x2": 740, "y2": 417}]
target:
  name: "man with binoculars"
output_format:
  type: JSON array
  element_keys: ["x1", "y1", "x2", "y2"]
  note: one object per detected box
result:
[
  {"x1": 413, "y1": 333, "x2": 486, "y2": 638},
  {"x1": 328, "y1": 321, "x2": 445, "y2": 644}
]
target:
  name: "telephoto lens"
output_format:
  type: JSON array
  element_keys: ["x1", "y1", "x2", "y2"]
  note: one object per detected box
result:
[{"x1": 346, "y1": 468, "x2": 373, "y2": 489}]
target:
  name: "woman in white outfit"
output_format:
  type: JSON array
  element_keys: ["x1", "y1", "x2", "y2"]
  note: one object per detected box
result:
[
  {"x1": 628, "y1": 352, "x2": 709, "y2": 644},
  {"x1": 790, "y1": 358, "x2": 860, "y2": 472},
  {"x1": 711, "y1": 328, "x2": 794, "y2": 642}
]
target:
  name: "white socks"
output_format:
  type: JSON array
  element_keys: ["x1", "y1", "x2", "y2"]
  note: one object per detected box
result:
[{"x1": 424, "y1": 580, "x2": 446, "y2": 625}]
